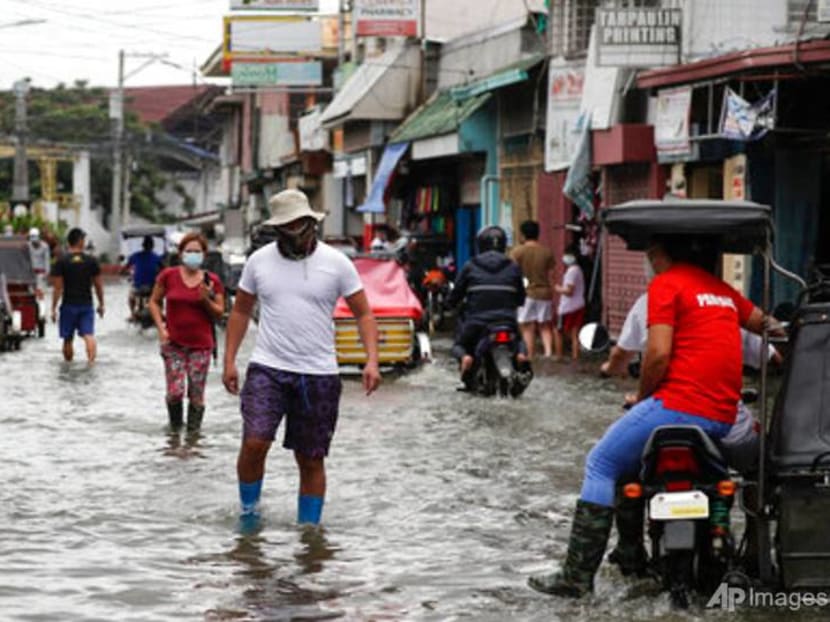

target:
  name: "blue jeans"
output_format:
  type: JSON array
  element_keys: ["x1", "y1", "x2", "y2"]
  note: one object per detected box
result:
[{"x1": 580, "y1": 397, "x2": 732, "y2": 507}]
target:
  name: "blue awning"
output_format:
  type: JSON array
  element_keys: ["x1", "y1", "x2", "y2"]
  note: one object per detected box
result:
[{"x1": 357, "y1": 142, "x2": 409, "y2": 214}]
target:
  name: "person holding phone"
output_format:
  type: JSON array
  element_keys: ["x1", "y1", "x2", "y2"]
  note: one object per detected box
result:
[{"x1": 148, "y1": 232, "x2": 225, "y2": 432}]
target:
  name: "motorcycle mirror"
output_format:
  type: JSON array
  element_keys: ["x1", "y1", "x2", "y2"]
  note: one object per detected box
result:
[{"x1": 579, "y1": 322, "x2": 611, "y2": 353}]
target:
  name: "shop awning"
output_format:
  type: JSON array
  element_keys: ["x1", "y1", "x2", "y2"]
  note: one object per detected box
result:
[
  {"x1": 389, "y1": 91, "x2": 491, "y2": 144},
  {"x1": 320, "y1": 41, "x2": 419, "y2": 128},
  {"x1": 388, "y1": 54, "x2": 543, "y2": 145},
  {"x1": 637, "y1": 39, "x2": 830, "y2": 89},
  {"x1": 357, "y1": 142, "x2": 409, "y2": 214}
]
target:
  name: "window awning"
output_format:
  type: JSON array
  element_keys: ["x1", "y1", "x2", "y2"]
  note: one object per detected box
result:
[
  {"x1": 357, "y1": 142, "x2": 410, "y2": 214},
  {"x1": 448, "y1": 54, "x2": 544, "y2": 101},
  {"x1": 320, "y1": 42, "x2": 420, "y2": 128}
]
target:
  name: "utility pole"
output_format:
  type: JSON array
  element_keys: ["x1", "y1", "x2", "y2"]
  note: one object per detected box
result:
[
  {"x1": 110, "y1": 49, "x2": 125, "y2": 256},
  {"x1": 338, "y1": 0, "x2": 346, "y2": 67},
  {"x1": 12, "y1": 78, "x2": 31, "y2": 207},
  {"x1": 109, "y1": 50, "x2": 169, "y2": 255}
]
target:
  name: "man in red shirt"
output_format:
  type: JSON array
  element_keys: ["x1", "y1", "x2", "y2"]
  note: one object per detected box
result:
[{"x1": 530, "y1": 235, "x2": 767, "y2": 597}]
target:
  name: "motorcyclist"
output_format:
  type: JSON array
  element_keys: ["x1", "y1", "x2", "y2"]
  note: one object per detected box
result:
[
  {"x1": 529, "y1": 234, "x2": 770, "y2": 597},
  {"x1": 126, "y1": 235, "x2": 162, "y2": 320},
  {"x1": 446, "y1": 226, "x2": 527, "y2": 381}
]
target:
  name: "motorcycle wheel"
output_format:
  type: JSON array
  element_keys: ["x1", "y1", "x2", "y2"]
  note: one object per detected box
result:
[
  {"x1": 426, "y1": 291, "x2": 436, "y2": 335},
  {"x1": 498, "y1": 378, "x2": 509, "y2": 397},
  {"x1": 666, "y1": 550, "x2": 694, "y2": 609}
]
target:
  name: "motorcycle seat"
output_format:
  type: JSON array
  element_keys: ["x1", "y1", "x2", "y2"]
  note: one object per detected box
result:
[{"x1": 640, "y1": 425, "x2": 729, "y2": 482}]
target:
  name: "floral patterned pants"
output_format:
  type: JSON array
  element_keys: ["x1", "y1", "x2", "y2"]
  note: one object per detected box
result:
[{"x1": 160, "y1": 342, "x2": 212, "y2": 404}]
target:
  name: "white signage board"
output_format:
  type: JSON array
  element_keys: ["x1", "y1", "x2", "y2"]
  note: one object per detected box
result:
[
  {"x1": 354, "y1": 0, "x2": 419, "y2": 37},
  {"x1": 596, "y1": 8, "x2": 681, "y2": 67},
  {"x1": 544, "y1": 60, "x2": 585, "y2": 172},
  {"x1": 227, "y1": 17, "x2": 322, "y2": 56},
  {"x1": 655, "y1": 86, "x2": 692, "y2": 157},
  {"x1": 299, "y1": 108, "x2": 330, "y2": 152},
  {"x1": 230, "y1": 0, "x2": 319, "y2": 10}
]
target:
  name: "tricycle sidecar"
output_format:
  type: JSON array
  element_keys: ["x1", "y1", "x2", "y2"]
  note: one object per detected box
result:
[{"x1": 0, "y1": 237, "x2": 45, "y2": 338}]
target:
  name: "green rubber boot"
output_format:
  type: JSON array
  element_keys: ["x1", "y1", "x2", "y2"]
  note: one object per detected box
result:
[
  {"x1": 186, "y1": 403, "x2": 205, "y2": 432},
  {"x1": 529, "y1": 499, "x2": 614, "y2": 597},
  {"x1": 609, "y1": 493, "x2": 649, "y2": 577},
  {"x1": 167, "y1": 400, "x2": 184, "y2": 430}
]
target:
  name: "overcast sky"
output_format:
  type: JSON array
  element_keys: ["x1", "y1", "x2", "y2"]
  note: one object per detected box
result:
[{"x1": 0, "y1": 0, "x2": 339, "y2": 90}]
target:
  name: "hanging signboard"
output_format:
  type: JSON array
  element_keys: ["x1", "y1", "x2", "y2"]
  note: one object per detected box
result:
[
  {"x1": 596, "y1": 8, "x2": 681, "y2": 67},
  {"x1": 719, "y1": 87, "x2": 776, "y2": 141},
  {"x1": 224, "y1": 16, "x2": 322, "y2": 58},
  {"x1": 654, "y1": 86, "x2": 692, "y2": 158},
  {"x1": 232, "y1": 61, "x2": 323, "y2": 86},
  {"x1": 354, "y1": 0, "x2": 420, "y2": 37},
  {"x1": 544, "y1": 60, "x2": 585, "y2": 172},
  {"x1": 230, "y1": 0, "x2": 319, "y2": 10}
]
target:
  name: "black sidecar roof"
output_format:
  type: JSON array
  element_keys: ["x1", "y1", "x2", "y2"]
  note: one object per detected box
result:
[{"x1": 602, "y1": 199, "x2": 772, "y2": 254}]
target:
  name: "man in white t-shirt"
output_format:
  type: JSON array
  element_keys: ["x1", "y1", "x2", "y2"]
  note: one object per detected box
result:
[
  {"x1": 554, "y1": 250, "x2": 586, "y2": 361},
  {"x1": 223, "y1": 189, "x2": 381, "y2": 529}
]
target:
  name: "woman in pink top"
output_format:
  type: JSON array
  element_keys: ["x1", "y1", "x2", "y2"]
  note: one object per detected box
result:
[{"x1": 149, "y1": 233, "x2": 225, "y2": 433}]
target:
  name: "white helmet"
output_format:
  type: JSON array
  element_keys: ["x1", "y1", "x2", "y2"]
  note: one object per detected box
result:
[{"x1": 28, "y1": 227, "x2": 40, "y2": 240}]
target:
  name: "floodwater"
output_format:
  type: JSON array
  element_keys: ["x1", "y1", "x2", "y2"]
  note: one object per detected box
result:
[{"x1": 0, "y1": 281, "x2": 822, "y2": 621}]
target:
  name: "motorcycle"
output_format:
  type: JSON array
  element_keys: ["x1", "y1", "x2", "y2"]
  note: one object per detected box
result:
[
  {"x1": 132, "y1": 285, "x2": 155, "y2": 330},
  {"x1": 421, "y1": 267, "x2": 454, "y2": 335},
  {"x1": 463, "y1": 324, "x2": 532, "y2": 398},
  {"x1": 600, "y1": 198, "x2": 830, "y2": 606}
]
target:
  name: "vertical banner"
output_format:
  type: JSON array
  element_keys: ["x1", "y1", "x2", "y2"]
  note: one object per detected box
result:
[
  {"x1": 544, "y1": 60, "x2": 585, "y2": 172},
  {"x1": 655, "y1": 86, "x2": 692, "y2": 158},
  {"x1": 722, "y1": 154, "x2": 749, "y2": 295},
  {"x1": 354, "y1": 0, "x2": 420, "y2": 37}
]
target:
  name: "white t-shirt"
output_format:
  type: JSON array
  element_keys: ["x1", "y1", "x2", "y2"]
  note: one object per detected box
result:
[
  {"x1": 618, "y1": 292, "x2": 773, "y2": 368},
  {"x1": 238, "y1": 241, "x2": 363, "y2": 375},
  {"x1": 558, "y1": 264, "x2": 585, "y2": 315}
]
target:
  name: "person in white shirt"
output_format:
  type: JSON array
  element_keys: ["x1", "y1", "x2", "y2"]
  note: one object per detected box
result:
[
  {"x1": 223, "y1": 189, "x2": 381, "y2": 529},
  {"x1": 554, "y1": 250, "x2": 586, "y2": 361}
]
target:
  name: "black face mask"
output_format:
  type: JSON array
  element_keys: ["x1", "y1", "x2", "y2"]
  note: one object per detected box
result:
[{"x1": 276, "y1": 220, "x2": 317, "y2": 260}]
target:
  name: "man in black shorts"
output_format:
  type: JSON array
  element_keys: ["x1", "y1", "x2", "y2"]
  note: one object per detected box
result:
[{"x1": 51, "y1": 228, "x2": 105, "y2": 363}]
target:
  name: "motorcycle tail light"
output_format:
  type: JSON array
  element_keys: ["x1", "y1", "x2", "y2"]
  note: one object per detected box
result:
[
  {"x1": 494, "y1": 330, "x2": 512, "y2": 344},
  {"x1": 665, "y1": 480, "x2": 692, "y2": 492},
  {"x1": 623, "y1": 482, "x2": 643, "y2": 498},
  {"x1": 716, "y1": 480, "x2": 736, "y2": 496},
  {"x1": 655, "y1": 446, "x2": 700, "y2": 476}
]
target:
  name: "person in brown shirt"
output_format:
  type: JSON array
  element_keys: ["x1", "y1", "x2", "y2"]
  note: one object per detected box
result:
[{"x1": 510, "y1": 220, "x2": 556, "y2": 358}]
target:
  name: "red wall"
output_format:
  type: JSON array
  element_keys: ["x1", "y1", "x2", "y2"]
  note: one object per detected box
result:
[
  {"x1": 537, "y1": 170, "x2": 571, "y2": 285},
  {"x1": 601, "y1": 163, "x2": 665, "y2": 335}
]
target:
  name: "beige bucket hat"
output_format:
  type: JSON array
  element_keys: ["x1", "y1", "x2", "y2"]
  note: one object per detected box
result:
[{"x1": 264, "y1": 189, "x2": 325, "y2": 227}]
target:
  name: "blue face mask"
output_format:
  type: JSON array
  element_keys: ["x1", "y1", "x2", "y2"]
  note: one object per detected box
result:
[{"x1": 182, "y1": 252, "x2": 204, "y2": 269}]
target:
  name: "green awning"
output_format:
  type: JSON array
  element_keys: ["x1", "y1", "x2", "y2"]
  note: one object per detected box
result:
[
  {"x1": 449, "y1": 54, "x2": 545, "y2": 101},
  {"x1": 389, "y1": 91, "x2": 491, "y2": 144}
]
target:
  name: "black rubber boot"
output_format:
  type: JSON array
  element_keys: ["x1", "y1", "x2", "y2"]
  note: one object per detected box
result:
[
  {"x1": 609, "y1": 494, "x2": 649, "y2": 577},
  {"x1": 528, "y1": 499, "x2": 614, "y2": 597},
  {"x1": 167, "y1": 400, "x2": 184, "y2": 430},
  {"x1": 186, "y1": 403, "x2": 205, "y2": 432}
]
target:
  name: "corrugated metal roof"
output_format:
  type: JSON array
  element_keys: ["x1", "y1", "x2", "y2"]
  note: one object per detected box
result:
[{"x1": 389, "y1": 91, "x2": 491, "y2": 144}]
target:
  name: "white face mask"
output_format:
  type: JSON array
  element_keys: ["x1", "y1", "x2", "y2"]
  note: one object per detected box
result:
[
  {"x1": 562, "y1": 254, "x2": 576, "y2": 266},
  {"x1": 182, "y1": 251, "x2": 204, "y2": 269}
]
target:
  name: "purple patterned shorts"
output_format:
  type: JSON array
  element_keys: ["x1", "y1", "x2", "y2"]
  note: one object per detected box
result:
[{"x1": 240, "y1": 363, "x2": 342, "y2": 458}]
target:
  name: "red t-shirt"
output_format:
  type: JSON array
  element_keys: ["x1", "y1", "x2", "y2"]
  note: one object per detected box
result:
[
  {"x1": 648, "y1": 263, "x2": 755, "y2": 424},
  {"x1": 158, "y1": 267, "x2": 224, "y2": 350}
]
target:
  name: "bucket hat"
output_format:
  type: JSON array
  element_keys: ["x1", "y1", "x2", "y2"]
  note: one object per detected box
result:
[{"x1": 264, "y1": 189, "x2": 325, "y2": 227}]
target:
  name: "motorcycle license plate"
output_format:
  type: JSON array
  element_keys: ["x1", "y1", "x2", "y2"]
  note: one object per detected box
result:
[{"x1": 649, "y1": 491, "x2": 709, "y2": 520}]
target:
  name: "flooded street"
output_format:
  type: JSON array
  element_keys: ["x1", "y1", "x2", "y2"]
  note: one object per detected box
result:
[{"x1": 0, "y1": 281, "x2": 820, "y2": 621}]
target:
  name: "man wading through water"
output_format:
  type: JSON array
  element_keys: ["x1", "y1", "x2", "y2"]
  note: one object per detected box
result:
[{"x1": 223, "y1": 189, "x2": 381, "y2": 529}]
